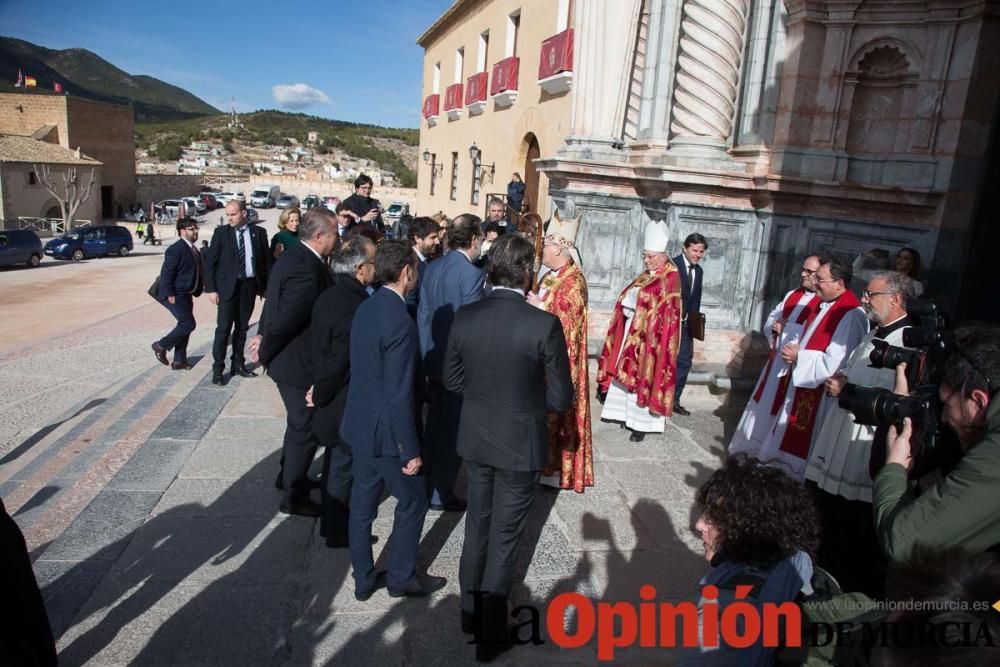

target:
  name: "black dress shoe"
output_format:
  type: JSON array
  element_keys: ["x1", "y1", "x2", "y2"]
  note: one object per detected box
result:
[
  {"x1": 231, "y1": 365, "x2": 258, "y2": 378},
  {"x1": 388, "y1": 574, "x2": 447, "y2": 598},
  {"x1": 211, "y1": 372, "x2": 226, "y2": 386},
  {"x1": 629, "y1": 431, "x2": 646, "y2": 442},
  {"x1": 673, "y1": 404, "x2": 691, "y2": 416},
  {"x1": 151, "y1": 342, "x2": 169, "y2": 366},
  {"x1": 278, "y1": 500, "x2": 321, "y2": 518},
  {"x1": 355, "y1": 571, "x2": 387, "y2": 602},
  {"x1": 171, "y1": 361, "x2": 193, "y2": 370},
  {"x1": 429, "y1": 498, "x2": 468, "y2": 512}
]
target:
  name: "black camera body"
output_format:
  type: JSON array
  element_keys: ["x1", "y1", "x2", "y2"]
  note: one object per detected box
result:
[{"x1": 838, "y1": 299, "x2": 959, "y2": 474}]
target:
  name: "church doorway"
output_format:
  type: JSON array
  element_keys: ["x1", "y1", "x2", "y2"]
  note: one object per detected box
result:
[{"x1": 523, "y1": 134, "x2": 541, "y2": 215}]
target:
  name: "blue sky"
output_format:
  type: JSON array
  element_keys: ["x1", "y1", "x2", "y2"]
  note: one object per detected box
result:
[{"x1": 1, "y1": 0, "x2": 452, "y2": 128}]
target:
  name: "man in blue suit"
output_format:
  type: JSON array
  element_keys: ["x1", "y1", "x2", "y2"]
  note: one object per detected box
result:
[
  {"x1": 672, "y1": 232, "x2": 707, "y2": 415},
  {"x1": 152, "y1": 218, "x2": 203, "y2": 370},
  {"x1": 416, "y1": 213, "x2": 485, "y2": 511},
  {"x1": 341, "y1": 240, "x2": 446, "y2": 600}
]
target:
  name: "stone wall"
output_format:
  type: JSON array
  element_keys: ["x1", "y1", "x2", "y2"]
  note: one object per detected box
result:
[
  {"x1": 66, "y1": 97, "x2": 136, "y2": 209},
  {"x1": 0, "y1": 162, "x2": 102, "y2": 225},
  {"x1": 135, "y1": 174, "x2": 205, "y2": 207}
]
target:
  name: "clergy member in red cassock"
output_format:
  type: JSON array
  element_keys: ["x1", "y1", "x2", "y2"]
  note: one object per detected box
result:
[
  {"x1": 755, "y1": 254, "x2": 868, "y2": 479},
  {"x1": 528, "y1": 211, "x2": 593, "y2": 492},
  {"x1": 597, "y1": 220, "x2": 683, "y2": 443},
  {"x1": 729, "y1": 254, "x2": 822, "y2": 456}
]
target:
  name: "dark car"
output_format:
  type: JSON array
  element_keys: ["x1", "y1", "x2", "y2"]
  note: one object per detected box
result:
[
  {"x1": 276, "y1": 194, "x2": 300, "y2": 209},
  {"x1": 0, "y1": 229, "x2": 43, "y2": 268},
  {"x1": 44, "y1": 225, "x2": 134, "y2": 261},
  {"x1": 301, "y1": 195, "x2": 320, "y2": 210},
  {"x1": 198, "y1": 193, "x2": 221, "y2": 210}
]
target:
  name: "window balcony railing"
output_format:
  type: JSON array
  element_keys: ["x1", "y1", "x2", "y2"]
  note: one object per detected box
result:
[
  {"x1": 490, "y1": 56, "x2": 520, "y2": 108},
  {"x1": 538, "y1": 28, "x2": 574, "y2": 95},
  {"x1": 465, "y1": 71, "x2": 488, "y2": 116},
  {"x1": 422, "y1": 94, "x2": 440, "y2": 127},
  {"x1": 444, "y1": 83, "x2": 464, "y2": 120}
]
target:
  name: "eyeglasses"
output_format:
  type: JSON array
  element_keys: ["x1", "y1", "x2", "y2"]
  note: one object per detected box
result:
[
  {"x1": 800, "y1": 268, "x2": 817, "y2": 274},
  {"x1": 863, "y1": 290, "x2": 897, "y2": 299}
]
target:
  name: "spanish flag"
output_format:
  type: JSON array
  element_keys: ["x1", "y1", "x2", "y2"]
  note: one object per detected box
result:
[{"x1": 25, "y1": 75, "x2": 37, "y2": 87}]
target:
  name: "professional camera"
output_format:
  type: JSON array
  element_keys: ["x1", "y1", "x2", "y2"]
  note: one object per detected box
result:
[{"x1": 838, "y1": 299, "x2": 960, "y2": 474}]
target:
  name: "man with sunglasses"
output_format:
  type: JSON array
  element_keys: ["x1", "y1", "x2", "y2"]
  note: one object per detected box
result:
[
  {"x1": 729, "y1": 254, "x2": 822, "y2": 456},
  {"x1": 754, "y1": 255, "x2": 867, "y2": 479},
  {"x1": 804, "y1": 271, "x2": 918, "y2": 595},
  {"x1": 876, "y1": 324, "x2": 1000, "y2": 560}
]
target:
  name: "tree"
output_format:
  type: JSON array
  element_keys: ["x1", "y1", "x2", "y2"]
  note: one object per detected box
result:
[{"x1": 34, "y1": 164, "x2": 97, "y2": 228}]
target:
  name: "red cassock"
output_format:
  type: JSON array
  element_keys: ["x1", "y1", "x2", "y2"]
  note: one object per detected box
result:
[{"x1": 597, "y1": 263, "x2": 683, "y2": 418}]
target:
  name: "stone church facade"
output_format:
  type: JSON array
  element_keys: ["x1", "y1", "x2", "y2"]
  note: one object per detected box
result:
[{"x1": 536, "y1": 0, "x2": 1000, "y2": 371}]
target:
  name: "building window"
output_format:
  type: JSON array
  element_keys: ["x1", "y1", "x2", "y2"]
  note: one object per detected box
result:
[
  {"x1": 433, "y1": 62, "x2": 441, "y2": 93},
  {"x1": 478, "y1": 31, "x2": 490, "y2": 72},
  {"x1": 455, "y1": 47, "x2": 465, "y2": 84},
  {"x1": 508, "y1": 10, "x2": 521, "y2": 57},
  {"x1": 557, "y1": 0, "x2": 573, "y2": 31},
  {"x1": 471, "y1": 155, "x2": 482, "y2": 206},
  {"x1": 450, "y1": 152, "x2": 459, "y2": 200},
  {"x1": 430, "y1": 152, "x2": 437, "y2": 196}
]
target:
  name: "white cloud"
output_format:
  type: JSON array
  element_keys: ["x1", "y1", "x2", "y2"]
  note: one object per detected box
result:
[{"x1": 272, "y1": 83, "x2": 334, "y2": 110}]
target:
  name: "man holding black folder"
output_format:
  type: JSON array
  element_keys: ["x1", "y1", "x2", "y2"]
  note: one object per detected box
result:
[{"x1": 672, "y1": 233, "x2": 707, "y2": 416}]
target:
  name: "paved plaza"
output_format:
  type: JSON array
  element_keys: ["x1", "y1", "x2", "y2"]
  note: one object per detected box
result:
[{"x1": 1, "y1": 221, "x2": 744, "y2": 665}]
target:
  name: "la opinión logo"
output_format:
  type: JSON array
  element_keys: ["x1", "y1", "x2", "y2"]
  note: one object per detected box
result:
[{"x1": 467, "y1": 586, "x2": 999, "y2": 661}]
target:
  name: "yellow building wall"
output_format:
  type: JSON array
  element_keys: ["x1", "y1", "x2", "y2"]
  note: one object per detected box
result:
[{"x1": 417, "y1": 0, "x2": 571, "y2": 220}]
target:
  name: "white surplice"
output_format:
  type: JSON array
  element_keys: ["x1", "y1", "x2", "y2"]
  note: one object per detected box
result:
[
  {"x1": 804, "y1": 325, "x2": 907, "y2": 502},
  {"x1": 755, "y1": 300, "x2": 868, "y2": 479},
  {"x1": 729, "y1": 290, "x2": 817, "y2": 456}
]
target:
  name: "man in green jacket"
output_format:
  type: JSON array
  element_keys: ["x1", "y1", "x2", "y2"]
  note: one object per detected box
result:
[{"x1": 875, "y1": 324, "x2": 1000, "y2": 561}]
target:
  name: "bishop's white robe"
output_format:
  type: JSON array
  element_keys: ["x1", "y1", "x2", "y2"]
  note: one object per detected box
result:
[
  {"x1": 729, "y1": 289, "x2": 817, "y2": 456},
  {"x1": 755, "y1": 300, "x2": 868, "y2": 479}
]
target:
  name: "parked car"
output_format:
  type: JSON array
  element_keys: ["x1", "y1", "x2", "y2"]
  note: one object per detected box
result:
[
  {"x1": 321, "y1": 195, "x2": 341, "y2": 211},
  {"x1": 385, "y1": 201, "x2": 409, "y2": 222},
  {"x1": 245, "y1": 208, "x2": 260, "y2": 224},
  {"x1": 198, "y1": 193, "x2": 221, "y2": 209},
  {"x1": 156, "y1": 199, "x2": 184, "y2": 218},
  {"x1": 276, "y1": 194, "x2": 300, "y2": 209},
  {"x1": 44, "y1": 225, "x2": 134, "y2": 261},
  {"x1": 250, "y1": 185, "x2": 280, "y2": 208},
  {"x1": 182, "y1": 196, "x2": 208, "y2": 215},
  {"x1": 0, "y1": 229, "x2": 43, "y2": 268},
  {"x1": 214, "y1": 192, "x2": 247, "y2": 206},
  {"x1": 301, "y1": 195, "x2": 320, "y2": 210}
]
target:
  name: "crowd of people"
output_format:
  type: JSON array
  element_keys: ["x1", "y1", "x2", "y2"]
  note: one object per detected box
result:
[{"x1": 6, "y1": 182, "x2": 999, "y2": 664}]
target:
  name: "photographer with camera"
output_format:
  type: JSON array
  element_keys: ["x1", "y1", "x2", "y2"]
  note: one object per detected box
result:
[
  {"x1": 803, "y1": 271, "x2": 918, "y2": 595},
  {"x1": 875, "y1": 324, "x2": 1000, "y2": 561}
]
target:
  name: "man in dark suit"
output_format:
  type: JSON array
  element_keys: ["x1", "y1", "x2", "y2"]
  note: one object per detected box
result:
[
  {"x1": 341, "y1": 240, "x2": 445, "y2": 600},
  {"x1": 341, "y1": 173, "x2": 385, "y2": 234},
  {"x1": 204, "y1": 200, "x2": 271, "y2": 385},
  {"x1": 444, "y1": 234, "x2": 573, "y2": 660},
  {"x1": 672, "y1": 232, "x2": 707, "y2": 415},
  {"x1": 152, "y1": 218, "x2": 204, "y2": 370},
  {"x1": 416, "y1": 213, "x2": 485, "y2": 511},
  {"x1": 404, "y1": 216, "x2": 441, "y2": 318},
  {"x1": 253, "y1": 208, "x2": 338, "y2": 516},
  {"x1": 308, "y1": 237, "x2": 376, "y2": 547}
]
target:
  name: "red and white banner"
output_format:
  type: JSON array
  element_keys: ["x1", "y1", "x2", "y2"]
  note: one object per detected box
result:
[
  {"x1": 465, "y1": 72, "x2": 488, "y2": 105},
  {"x1": 422, "y1": 94, "x2": 440, "y2": 118},
  {"x1": 444, "y1": 83, "x2": 463, "y2": 111},
  {"x1": 538, "y1": 28, "x2": 574, "y2": 80},
  {"x1": 490, "y1": 57, "x2": 519, "y2": 95}
]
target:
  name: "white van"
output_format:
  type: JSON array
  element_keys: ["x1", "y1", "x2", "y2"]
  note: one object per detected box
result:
[{"x1": 250, "y1": 184, "x2": 280, "y2": 208}]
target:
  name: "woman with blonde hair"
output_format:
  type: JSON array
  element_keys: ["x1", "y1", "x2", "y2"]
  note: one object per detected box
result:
[{"x1": 271, "y1": 207, "x2": 301, "y2": 258}]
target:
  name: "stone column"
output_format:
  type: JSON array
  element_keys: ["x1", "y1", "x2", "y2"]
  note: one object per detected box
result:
[
  {"x1": 667, "y1": 0, "x2": 752, "y2": 157},
  {"x1": 561, "y1": 0, "x2": 643, "y2": 160}
]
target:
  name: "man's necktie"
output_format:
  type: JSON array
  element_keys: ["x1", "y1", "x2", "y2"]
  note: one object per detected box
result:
[
  {"x1": 236, "y1": 227, "x2": 247, "y2": 279},
  {"x1": 192, "y1": 245, "x2": 203, "y2": 293}
]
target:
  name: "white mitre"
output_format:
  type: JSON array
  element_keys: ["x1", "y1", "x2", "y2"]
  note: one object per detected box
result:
[{"x1": 644, "y1": 220, "x2": 669, "y2": 253}]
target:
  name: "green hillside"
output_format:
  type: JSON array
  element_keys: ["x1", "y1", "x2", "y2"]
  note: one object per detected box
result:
[
  {"x1": 136, "y1": 111, "x2": 420, "y2": 187},
  {"x1": 0, "y1": 36, "x2": 218, "y2": 120}
]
